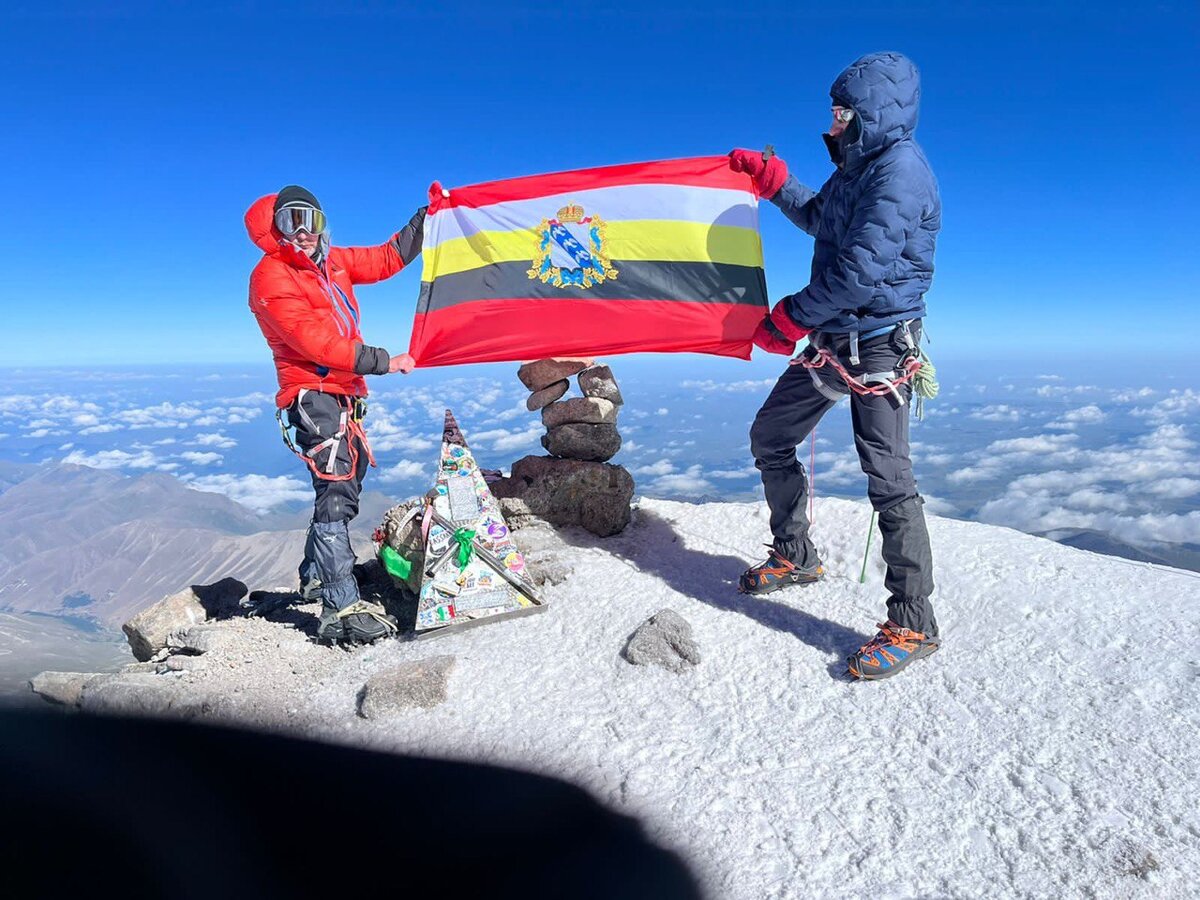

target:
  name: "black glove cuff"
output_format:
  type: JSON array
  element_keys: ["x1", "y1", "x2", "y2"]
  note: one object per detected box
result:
[
  {"x1": 353, "y1": 344, "x2": 390, "y2": 376},
  {"x1": 391, "y1": 206, "x2": 427, "y2": 267}
]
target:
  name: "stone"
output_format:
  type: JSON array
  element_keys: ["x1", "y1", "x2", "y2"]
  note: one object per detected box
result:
[
  {"x1": 493, "y1": 455, "x2": 634, "y2": 537},
  {"x1": 541, "y1": 397, "x2": 617, "y2": 428},
  {"x1": 167, "y1": 624, "x2": 231, "y2": 656},
  {"x1": 517, "y1": 358, "x2": 593, "y2": 392},
  {"x1": 542, "y1": 423, "x2": 621, "y2": 462},
  {"x1": 29, "y1": 671, "x2": 101, "y2": 707},
  {"x1": 160, "y1": 655, "x2": 208, "y2": 674},
  {"x1": 77, "y1": 674, "x2": 214, "y2": 719},
  {"x1": 526, "y1": 379, "x2": 569, "y2": 411},
  {"x1": 358, "y1": 656, "x2": 456, "y2": 718},
  {"x1": 577, "y1": 365, "x2": 624, "y2": 406},
  {"x1": 122, "y1": 578, "x2": 247, "y2": 662},
  {"x1": 120, "y1": 662, "x2": 160, "y2": 674},
  {"x1": 623, "y1": 609, "x2": 700, "y2": 674}
]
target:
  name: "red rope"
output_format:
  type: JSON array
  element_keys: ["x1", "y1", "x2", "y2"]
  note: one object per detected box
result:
[
  {"x1": 798, "y1": 347, "x2": 922, "y2": 396},
  {"x1": 808, "y1": 428, "x2": 816, "y2": 526}
]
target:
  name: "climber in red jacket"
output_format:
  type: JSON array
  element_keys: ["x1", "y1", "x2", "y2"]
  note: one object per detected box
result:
[{"x1": 245, "y1": 185, "x2": 424, "y2": 645}]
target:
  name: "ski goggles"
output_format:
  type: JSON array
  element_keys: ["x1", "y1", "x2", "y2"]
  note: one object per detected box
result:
[
  {"x1": 274, "y1": 204, "x2": 327, "y2": 236},
  {"x1": 832, "y1": 106, "x2": 856, "y2": 124}
]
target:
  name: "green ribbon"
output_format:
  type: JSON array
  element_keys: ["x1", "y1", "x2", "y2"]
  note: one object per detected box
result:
[
  {"x1": 453, "y1": 528, "x2": 477, "y2": 569},
  {"x1": 379, "y1": 544, "x2": 412, "y2": 580}
]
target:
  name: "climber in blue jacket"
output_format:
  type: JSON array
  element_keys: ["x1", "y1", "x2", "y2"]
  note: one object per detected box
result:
[{"x1": 730, "y1": 51, "x2": 943, "y2": 680}]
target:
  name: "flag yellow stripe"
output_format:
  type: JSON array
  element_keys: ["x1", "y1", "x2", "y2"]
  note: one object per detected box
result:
[{"x1": 422, "y1": 221, "x2": 763, "y2": 280}]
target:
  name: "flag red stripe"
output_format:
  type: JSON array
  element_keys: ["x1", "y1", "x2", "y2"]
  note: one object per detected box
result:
[
  {"x1": 430, "y1": 156, "x2": 756, "y2": 212},
  {"x1": 408, "y1": 299, "x2": 761, "y2": 367}
]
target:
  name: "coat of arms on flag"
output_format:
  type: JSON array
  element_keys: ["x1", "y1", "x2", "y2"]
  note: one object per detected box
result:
[
  {"x1": 409, "y1": 156, "x2": 769, "y2": 367},
  {"x1": 527, "y1": 202, "x2": 618, "y2": 289}
]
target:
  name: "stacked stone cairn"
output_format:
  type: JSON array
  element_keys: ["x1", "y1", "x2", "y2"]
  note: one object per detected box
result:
[{"x1": 493, "y1": 358, "x2": 635, "y2": 538}]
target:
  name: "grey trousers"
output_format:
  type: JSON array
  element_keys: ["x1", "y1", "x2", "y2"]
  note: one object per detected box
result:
[
  {"x1": 749, "y1": 327, "x2": 937, "y2": 635},
  {"x1": 289, "y1": 391, "x2": 371, "y2": 611}
]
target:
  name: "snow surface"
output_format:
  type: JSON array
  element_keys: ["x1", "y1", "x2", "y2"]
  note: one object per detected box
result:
[{"x1": 292, "y1": 496, "x2": 1200, "y2": 898}]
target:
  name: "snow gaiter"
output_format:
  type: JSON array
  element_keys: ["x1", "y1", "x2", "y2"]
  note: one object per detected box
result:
[
  {"x1": 877, "y1": 496, "x2": 937, "y2": 636},
  {"x1": 307, "y1": 520, "x2": 360, "y2": 613}
]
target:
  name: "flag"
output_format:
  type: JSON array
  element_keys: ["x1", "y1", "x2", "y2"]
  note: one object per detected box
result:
[{"x1": 408, "y1": 156, "x2": 768, "y2": 367}]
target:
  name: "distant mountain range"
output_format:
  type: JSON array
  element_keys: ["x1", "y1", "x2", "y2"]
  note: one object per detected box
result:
[
  {"x1": 0, "y1": 461, "x2": 1194, "y2": 631},
  {"x1": 0, "y1": 463, "x2": 400, "y2": 627}
]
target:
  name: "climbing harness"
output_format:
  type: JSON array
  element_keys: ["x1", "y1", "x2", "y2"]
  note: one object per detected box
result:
[
  {"x1": 276, "y1": 389, "x2": 376, "y2": 482},
  {"x1": 795, "y1": 321, "x2": 939, "y2": 418}
]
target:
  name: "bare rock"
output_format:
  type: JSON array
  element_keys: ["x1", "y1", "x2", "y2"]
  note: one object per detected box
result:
[
  {"x1": 526, "y1": 379, "x2": 569, "y2": 411},
  {"x1": 623, "y1": 609, "x2": 700, "y2": 673},
  {"x1": 493, "y1": 456, "x2": 634, "y2": 537},
  {"x1": 578, "y1": 365, "x2": 624, "y2": 406},
  {"x1": 358, "y1": 656, "x2": 456, "y2": 718},
  {"x1": 518, "y1": 358, "x2": 593, "y2": 392},
  {"x1": 29, "y1": 671, "x2": 102, "y2": 707},
  {"x1": 542, "y1": 397, "x2": 617, "y2": 428},
  {"x1": 120, "y1": 662, "x2": 160, "y2": 674},
  {"x1": 122, "y1": 578, "x2": 247, "y2": 662},
  {"x1": 160, "y1": 655, "x2": 209, "y2": 674},
  {"x1": 542, "y1": 423, "x2": 621, "y2": 462},
  {"x1": 168, "y1": 624, "x2": 232, "y2": 656},
  {"x1": 76, "y1": 674, "x2": 217, "y2": 719}
]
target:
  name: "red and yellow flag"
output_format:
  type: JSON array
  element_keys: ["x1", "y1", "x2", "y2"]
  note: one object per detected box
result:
[{"x1": 408, "y1": 156, "x2": 769, "y2": 367}]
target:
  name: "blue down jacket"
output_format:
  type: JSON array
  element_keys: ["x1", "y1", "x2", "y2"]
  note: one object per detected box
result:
[{"x1": 772, "y1": 52, "x2": 941, "y2": 334}]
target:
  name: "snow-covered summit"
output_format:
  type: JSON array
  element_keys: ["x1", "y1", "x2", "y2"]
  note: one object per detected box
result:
[{"x1": 31, "y1": 497, "x2": 1200, "y2": 897}]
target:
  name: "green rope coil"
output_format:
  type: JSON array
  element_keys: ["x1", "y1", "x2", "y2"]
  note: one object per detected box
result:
[{"x1": 912, "y1": 347, "x2": 939, "y2": 421}]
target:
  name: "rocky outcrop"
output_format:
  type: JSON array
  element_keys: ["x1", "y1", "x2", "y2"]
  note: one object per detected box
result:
[
  {"x1": 526, "y1": 380, "x2": 570, "y2": 411},
  {"x1": 623, "y1": 610, "x2": 700, "y2": 674},
  {"x1": 29, "y1": 671, "x2": 104, "y2": 707},
  {"x1": 358, "y1": 656, "x2": 456, "y2": 718},
  {"x1": 578, "y1": 364, "x2": 624, "y2": 406},
  {"x1": 541, "y1": 422, "x2": 622, "y2": 463},
  {"x1": 122, "y1": 578, "x2": 247, "y2": 662},
  {"x1": 542, "y1": 397, "x2": 617, "y2": 428},
  {"x1": 506, "y1": 360, "x2": 634, "y2": 535},
  {"x1": 494, "y1": 455, "x2": 634, "y2": 538},
  {"x1": 517, "y1": 358, "x2": 593, "y2": 392}
]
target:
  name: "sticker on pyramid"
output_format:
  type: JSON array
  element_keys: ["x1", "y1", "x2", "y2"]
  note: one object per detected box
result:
[{"x1": 413, "y1": 410, "x2": 546, "y2": 635}]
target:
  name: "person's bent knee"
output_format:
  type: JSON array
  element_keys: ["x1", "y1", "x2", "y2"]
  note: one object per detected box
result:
[{"x1": 749, "y1": 418, "x2": 794, "y2": 468}]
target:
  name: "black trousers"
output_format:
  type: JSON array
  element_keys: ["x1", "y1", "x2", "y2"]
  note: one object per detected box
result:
[
  {"x1": 749, "y1": 327, "x2": 937, "y2": 635},
  {"x1": 289, "y1": 390, "x2": 370, "y2": 610}
]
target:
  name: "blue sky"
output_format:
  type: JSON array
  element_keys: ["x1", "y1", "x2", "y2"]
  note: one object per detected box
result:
[{"x1": 3, "y1": 1, "x2": 1197, "y2": 366}]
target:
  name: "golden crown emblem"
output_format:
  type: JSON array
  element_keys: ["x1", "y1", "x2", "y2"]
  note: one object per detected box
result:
[{"x1": 556, "y1": 202, "x2": 585, "y2": 224}]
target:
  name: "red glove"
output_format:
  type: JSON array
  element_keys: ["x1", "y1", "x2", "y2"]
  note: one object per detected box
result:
[
  {"x1": 728, "y1": 149, "x2": 789, "y2": 199},
  {"x1": 752, "y1": 317, "x2": 796, "y2": 356},
  {"x1": 768, "y1": 299, "x2": 812, "y2": 342}
]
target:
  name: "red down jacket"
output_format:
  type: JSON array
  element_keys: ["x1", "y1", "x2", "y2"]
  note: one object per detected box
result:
[{"x1": 245, "y1": 193, "x2": 408, "y2": 408}]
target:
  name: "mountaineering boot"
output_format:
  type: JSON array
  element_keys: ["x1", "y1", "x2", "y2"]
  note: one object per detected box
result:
[
  {"x1": 738, "y1": 545, "x2": 824, "y2": 595},
  {"x1": 316, "y1": 597, "x2": 397, "y2": 645},
  {"x1": 316, "y1": 599, "x2": 347, "y2": 644},
  {"x1": 847, "y1": 621, "x2": 940, "y2": 680}
]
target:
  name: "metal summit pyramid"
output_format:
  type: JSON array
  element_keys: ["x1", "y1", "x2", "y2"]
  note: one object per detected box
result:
[{"x1": 413, "y1": 410, "x2": 545, "y2": 634}]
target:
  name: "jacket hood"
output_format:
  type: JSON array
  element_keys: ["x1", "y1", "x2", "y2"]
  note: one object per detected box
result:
[
  {"x1": 246, "y1": 193, "x2": 326, "y2": 267},
  {"x1": 830, "y1": 52, "x2": 921, "y2": 170},
  {"x1": 246, "y1": 194, "x2": 283, "y2": 254}
]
